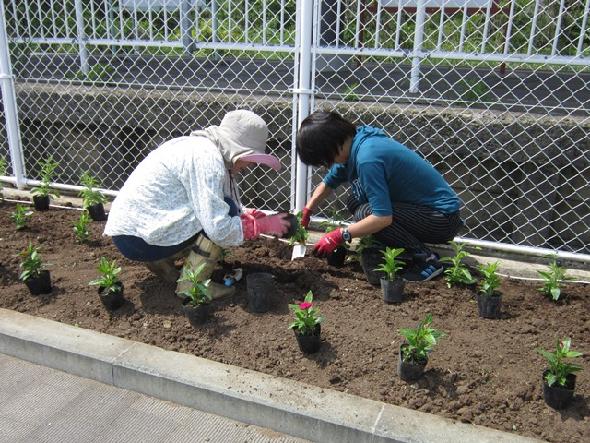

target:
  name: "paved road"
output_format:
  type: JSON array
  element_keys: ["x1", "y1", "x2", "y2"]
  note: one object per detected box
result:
[{"x1": 0, "y1": 353, "x2": 308, "y2": 443}]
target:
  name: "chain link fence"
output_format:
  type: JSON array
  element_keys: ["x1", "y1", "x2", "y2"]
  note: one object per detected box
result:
[{"x1": 1, "y1": 0, "x2": 589, "y2": 257}]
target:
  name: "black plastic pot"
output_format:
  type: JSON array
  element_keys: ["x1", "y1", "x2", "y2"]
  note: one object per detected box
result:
[
  {"x1": 182, "y1": 298, "x2": 210, "y2": 327},
  {"x1": 246, "y1": 272, "x2": 274, "y2": 313},
  {"x1": 477, "y1": 292, "x2": 502, "y2": 319},
  {"x1": 543, "y1": 371, "x2": 576, "y2": 409},
  {"x1": 33, "y1": 195, "x2": 50, "y2": 211},
  {"x1": 24, "y1": 270, "x2": 52, "y2": 295},
  {"x1": 284, "y1": 213, "x2": 299, "y2": 238},
  {"x1": 326, "y1": 246, "x2": 347, "y2": 267},
  {"x1": 360, "y1": 247, "x2": 386, "y2": 286},
  {"x1": 294, "y1": 324, "x2": 321, "y2": 354},
  {"x1": 397, "y1": 344, "x2": 427, "y2": 382},
  {"x1": 380, "y1": 277, "x2": 405, "y2": 304},
  {"x1": 87, "y1": 203, "x2": 107, "y2": 221},
  {"x1": 98, "y1": 282, "x2": 125, "y2": 310}
]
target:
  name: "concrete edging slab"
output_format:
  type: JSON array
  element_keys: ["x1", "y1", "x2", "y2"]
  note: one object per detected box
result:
[{"x1": 0, "y1": 308, "x2": 543, "y2": 443}]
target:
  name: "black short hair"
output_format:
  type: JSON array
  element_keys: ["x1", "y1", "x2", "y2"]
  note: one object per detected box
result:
[{"x1": 296, "y1": 111, "x2": 356, "y2": 167}]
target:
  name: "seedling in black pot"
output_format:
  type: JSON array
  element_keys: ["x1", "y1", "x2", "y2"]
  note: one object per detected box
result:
[
  {"x1": 79, "y1": 171, "x2": 108, "y2": 221},
  {"x1": 289, "y1": 291, "x2": 323, "y2": 354},
  {"x1": 90, "y1": 257, "x2": 124, "y2": 310},
  {"x1": 320, "y1": 212, "x2": 347, "y2": 267},
  {"x1": 177, "y1": 262, "x2": 212, "y2": 327},
  {"x1": 19, "y1": 243, "x2": 52, "y2": 295},
  {"x1": 11, "y1": 204, "x2": 32, "y2": 230},
  {"x1": 476, "y1": 261, "x2": 502, "y2": 319},
  {"x1": 537, "y1": 338, "x2": 583, "y2": 409},
  {"x1": 398, "y1": 314, "x2": 444, "y2": 382},
  {"x1": 357, "y1": 236, "x2": 386, "y2": 285},
  {"x1": 440, "y1": 241, "x2": 476, "y2": 288},
  {"x1": 73, "y1": 210, "x2": 91, "y2": 243},
  {"x1": 31, "y1": 157, "x2": 60, "y2": 210},
  {"x1": 376, "y1": 247, "x2": 406, "y2": 304}
]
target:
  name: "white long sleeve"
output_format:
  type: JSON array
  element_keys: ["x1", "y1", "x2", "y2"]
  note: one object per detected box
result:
[{"x1": 104, "y1": 136, "x2": 244, "y2": 247}]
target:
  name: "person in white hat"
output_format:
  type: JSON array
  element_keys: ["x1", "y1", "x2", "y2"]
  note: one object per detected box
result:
[{"x1": 104, "y1": 110, "x2": 290, "y2": 297}]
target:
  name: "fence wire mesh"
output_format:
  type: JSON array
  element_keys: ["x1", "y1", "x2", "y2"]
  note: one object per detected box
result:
[{"x1": 1, "y1": 0, "x2": 589, "y2": 255}]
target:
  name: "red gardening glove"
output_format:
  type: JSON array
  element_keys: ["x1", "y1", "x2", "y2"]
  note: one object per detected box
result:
[
  {"x1": 313, "y1": 228, "x2": 344, "y2": 258},
  {"x1": 301, "y1": 207, "x2": 312, "y2": 228},
  {"x1": 241, "y1": 213, "x2": 290, "y2": 240},
  {"x1": 243, "y1": 208, "x2": 267, "y2": 219}
]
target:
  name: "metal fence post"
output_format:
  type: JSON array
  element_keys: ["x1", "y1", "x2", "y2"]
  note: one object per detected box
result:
[
  {"x1": 74, "y1": 0, "x2": 89, "y2": 75},
  {"x1": 409, "y1": 0, "x2": 426, "y2": 93},
  {"x1": 0, "y1": 0, "x2": 26, "y2": 188},
  {"x1": 295, "y1": 0, "x2": 314, "y2": 212}
]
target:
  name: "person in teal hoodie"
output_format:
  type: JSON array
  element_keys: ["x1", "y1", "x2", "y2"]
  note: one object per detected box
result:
[{"x1": 296, "y1": 111, "x2": 463, "y2": 281}]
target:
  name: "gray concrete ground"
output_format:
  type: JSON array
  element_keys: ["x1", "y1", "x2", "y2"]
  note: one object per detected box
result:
[{"x1": 0, "y1": 353, "x2": 308, "y2": 443}]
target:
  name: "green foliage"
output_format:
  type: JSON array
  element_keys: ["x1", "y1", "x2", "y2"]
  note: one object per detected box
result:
[
  {"x1": 399, "y1": 314, "x2": 444, "y2": 363},
  {"x1": 73, "y1": 210, "x2": 91, "y2": 243},
  {"x1": 31, "y1": 157, "x2": 60, "y2": 198},
  {"x1": 19, "y1": 243, "x2": 44, "y2": 281},
  {"x1": 78, "y1": 171, "x2": 106, "y2": 208},
  {"x1": 69, "y1": 63, "x2": 115, "y2": 84},
  {"x1": 538, "y1": 257, "x2": 569, "y2": 302},
  {"x1": 343, "y1": 82, "x2": 360, "y2": 102},
  {"x1": 177, "y1": 262, "x2": 212, "y2": 306},
  {"x1": 355, "y1": 235, "x2": 375, "y2": 255},
  {"x1": 11, "y1": 204, "x2": 32, "y2": 230},
  {"x1": 288, "y1": 211, "x2": 308, "y2": 245},
  {"x1": 376, "y1": 247, "x2": 405, "y2": 281},
  {"x1": 459, "y1": 78, "x2": 491, "y2": 102},
  {"x1": 89, "y1": 257, "x2": 122, "y2": 293},
  {"x1": 537, "y1": 338, "x2": 583, "y2": 388},
  {"x1": 289, "y1": 291, "x2": 323, "y2": 333},
  {"x1": 440, "y1": 241, "x2": 476, "y2": 288},
  {"x1": 478, "y1": 261, "x2": 501, "y2": 297}
]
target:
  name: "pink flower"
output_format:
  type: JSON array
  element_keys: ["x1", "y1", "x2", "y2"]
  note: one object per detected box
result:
[{"x1": 299, "y1": 301, "x2": 312, "y2": 310}]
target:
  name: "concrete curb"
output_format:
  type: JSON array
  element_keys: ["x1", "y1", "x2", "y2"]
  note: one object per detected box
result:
[{"x1": 0, "y1": 308, "x2": 543, "y2": 443}]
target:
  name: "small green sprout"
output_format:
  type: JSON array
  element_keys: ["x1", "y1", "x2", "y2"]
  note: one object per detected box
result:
[
  {"x1": 11, "y1": 204, "x2": 32, "y2": 230},
  {"x1": 19, "y1": 243, "x2": 44, "y2": 282},
  {"x1": 73, "y1": 210, "x2": 91, "y2": 243},
  {"x1": 89, "y1": 257, "x2": 122, "y2": 293},
  {"x1": 440, "y1": 241, "x2": 476, "y2": 288},
  {"x1": 478, "y1": 261, "x2": 501, "y2": 296},
  {"x1": 79, "y1": 171, "x2": 106, "y2": 209},
  {"x1": 31, "y1": 157, "x2": 60, "y2": 199},
  {"x1": 288, "y1": 211, "x2": 308, "y2": 246},
  {"x1": 177, "y1": 262, "x2": 211, "y2": 306},
  {"x1": 538, "y1": 257, "x2": 570, "y2": 302},
  {"x1": 537, "y1": 338, "x2": 583, "y2": 388},
  {"x1": 376, "y1": 247, "x2": 405, "y2": 281},
  {"x1": 399, "y1": 314, "x2": 444, "y2": 363}
]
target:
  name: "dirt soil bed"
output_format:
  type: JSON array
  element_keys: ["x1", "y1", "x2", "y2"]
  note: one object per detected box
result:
[{"x1": 1, "y1": 203, "x2": 589, "y2": 442}]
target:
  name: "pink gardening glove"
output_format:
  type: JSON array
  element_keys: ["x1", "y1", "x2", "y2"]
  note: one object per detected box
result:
[
  {"x1": 243, "y1": 208, "x2": 267, "y2": 219},
  {"x1": 241, "y1": 213, "x2": 290, "y2": 240},
  {"x1": 313, "y1": 228, "x2": 344, "y2": 258},
  {"x1": 301, "y1": 207, "x2": 312, "y2": 229}
]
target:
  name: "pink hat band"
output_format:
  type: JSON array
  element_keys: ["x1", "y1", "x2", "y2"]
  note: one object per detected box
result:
[{"x1": 237, "y1": 153, "x2": 282, "y2": 171}]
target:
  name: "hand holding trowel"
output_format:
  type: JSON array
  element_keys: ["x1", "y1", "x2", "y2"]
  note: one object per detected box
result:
[{"x1": 286, "y1": 211, "x2": 309, "y2": 260}]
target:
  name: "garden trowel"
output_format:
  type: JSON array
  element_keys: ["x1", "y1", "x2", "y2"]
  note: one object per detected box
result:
[{"x1": 291, "y1": 243, "x2": 307, "y2": 260}]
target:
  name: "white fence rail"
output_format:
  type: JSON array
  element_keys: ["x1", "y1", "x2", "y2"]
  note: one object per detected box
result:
[{"x1": 1, "y1": 0, "x2": 589, "y2": 261}]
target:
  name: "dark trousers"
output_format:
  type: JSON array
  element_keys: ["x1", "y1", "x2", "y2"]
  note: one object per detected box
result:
[{"x1": 346, "y1": 184, "x2": 463, "y2": 256}]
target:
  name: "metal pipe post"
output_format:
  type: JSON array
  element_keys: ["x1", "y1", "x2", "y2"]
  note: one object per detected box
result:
[
  {"x1": 295, "y1": 0, "x2": 313, "y2": 212},
  {"x1": 74, "y1": 0, "x2": 89, "y2": 74},
  {"x1": 409, "y1": 0, "x2": 426, "y2": 93},
  {"x1": 0, "y1": 0, "x2": 26, "y2": 188}
]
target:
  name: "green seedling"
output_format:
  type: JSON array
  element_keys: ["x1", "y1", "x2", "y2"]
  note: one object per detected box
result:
[
  {"x1": 89, "y1": 257, "x2": 122, "y2": 293},
  {"x1": 440, "y1": 241, "x2": 476, "y2": 288},
  {"x1": 288, "y1": 211, "x2": 308, "y2": 246},
  {"x1": 288, "y1": 291, "x2": 323, "y2": 334},
  {"x1": 399, "y1": 313, "x2": 444, "y2": 363},
  {"x1": 11, "y1": 204, "x2": 32, "y2": 230},
  {"x1": 31, "y1": 156, "x2": 60, "y2": 199},
  {"x1": 460, "y1": 78, "x2": 491, "y2": 102},
  {"x1": 478, "y1": 261, "x2": 501, "y2": 296},
  {"x1": 538, "y1": 257, "x2": 570, "y2": 302},
  {"x1": 176, "y1": 262, "x2": 211, "y2": 306},
  {"x1": 376, "y1": 247, "x2": 405, "y2": 281},
  {"x1": 73, "y1": 210, "x2": 91, "y2": 243},
  {"x1": 79, "y1": 171, "x2": 106, "y2": 209},
  {"x1": 19, "y1": 243, "x2": 44, "y2": 282},
  {"x1": 538, "y1": 338, "x2": 583, "y2": 387}
]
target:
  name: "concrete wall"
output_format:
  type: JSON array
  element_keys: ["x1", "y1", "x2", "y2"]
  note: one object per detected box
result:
[{"x1": 4, "y1": 82, "x2": 589, "y2": 254}]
